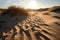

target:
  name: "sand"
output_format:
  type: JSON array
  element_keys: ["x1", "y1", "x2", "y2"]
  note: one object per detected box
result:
[{"x1": 0, "y1": 10, "x2": 60, "y2": 40}]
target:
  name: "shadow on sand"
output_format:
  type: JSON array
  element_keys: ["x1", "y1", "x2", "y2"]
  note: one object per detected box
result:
[{"x1": 0, "y1": 6, "x2": 29, "y2": 40}]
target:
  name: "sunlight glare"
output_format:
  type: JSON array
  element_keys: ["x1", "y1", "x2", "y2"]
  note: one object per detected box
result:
[{"x1": 25, "y1": 0, "x2": 39, "y2": 9}]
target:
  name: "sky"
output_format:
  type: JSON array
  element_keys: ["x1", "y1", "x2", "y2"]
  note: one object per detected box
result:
[{"x1": 0, "y1": 0, "x2": 60, "y2": 9}]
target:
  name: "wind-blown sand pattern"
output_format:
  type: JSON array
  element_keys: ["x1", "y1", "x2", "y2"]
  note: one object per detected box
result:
[{"x1": 0, "y1": 6, "x2": 60, "y2": 40}]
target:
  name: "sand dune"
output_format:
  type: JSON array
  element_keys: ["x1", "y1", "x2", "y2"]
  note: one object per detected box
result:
[{"x1": 0, "y1": 6, "x2": 60, "y2": 40}]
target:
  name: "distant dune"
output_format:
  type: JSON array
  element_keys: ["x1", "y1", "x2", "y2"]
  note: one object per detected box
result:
[
  {"x1": 36, "y1": 8, "x2": 49, "y2": 11},
  {"x1": 36, "y1": 6, "x2": 60, "y2": 13},
  {"x1": 48, "y1": 6, "x2": 60, "y2": 13}
]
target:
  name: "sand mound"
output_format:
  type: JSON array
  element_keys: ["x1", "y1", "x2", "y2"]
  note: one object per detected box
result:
[{"x1": 48, "y1": 6, "x2": 60, "y2": 13}]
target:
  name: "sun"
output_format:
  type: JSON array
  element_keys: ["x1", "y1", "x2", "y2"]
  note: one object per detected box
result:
[{"x1": 25, "y1": 0, "x2": 39, "y2": 9}]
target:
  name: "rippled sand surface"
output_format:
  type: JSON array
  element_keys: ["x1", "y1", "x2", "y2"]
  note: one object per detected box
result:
[{"x1": 0, "y1": 11, "x2": 60, "y2": 40}]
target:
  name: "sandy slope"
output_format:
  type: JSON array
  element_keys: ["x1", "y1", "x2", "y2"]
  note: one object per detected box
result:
[{"x1": 36, "y1": 11, "x2": 60, "y2": 40}]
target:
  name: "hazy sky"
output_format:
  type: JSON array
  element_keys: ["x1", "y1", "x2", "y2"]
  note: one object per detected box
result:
[{"x1": 0, "y1": 0, "x2": 60, "y2": 9}]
